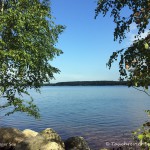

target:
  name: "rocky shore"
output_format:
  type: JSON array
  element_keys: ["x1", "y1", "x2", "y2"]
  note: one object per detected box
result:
[
  {"x1": 0, "y1": 127, "x2": 141, "y2": 150},
  {"x1": 0, "y1": 127, "x2": 91, "y2": 150}
]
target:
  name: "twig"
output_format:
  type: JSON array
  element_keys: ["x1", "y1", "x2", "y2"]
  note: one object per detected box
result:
[{"x1": 132, "y1": 86, "x2": 150, "y2": 96}]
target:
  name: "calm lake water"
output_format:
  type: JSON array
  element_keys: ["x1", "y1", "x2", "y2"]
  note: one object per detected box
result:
[{"x1": 1, "y1": 86, "x2": 150, "y2": 149}]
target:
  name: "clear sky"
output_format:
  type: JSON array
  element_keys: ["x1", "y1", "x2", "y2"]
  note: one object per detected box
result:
[{"x1": 50, "y1": 0, "x2": 135, "y2": 83}]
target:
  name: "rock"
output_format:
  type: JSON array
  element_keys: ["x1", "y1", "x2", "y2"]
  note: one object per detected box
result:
[
  {"x1": 0, "y1": 127, "x2": 26, "y2": 150},
  {"x1": 41, "y1": 142, "x2": 64, "y2": 150},
  {"x1": 38, "y1": 128, "x2": 65, "y2": 148},
  {"x1": 0, "y1": 127, "x2": 25, "y2": 143},
  {"x1": 65, "y1": 136, "x2": 90, "y2": 150},
  {"x1": 15, "y1": 135, "x2": 47, "y2": 150},
  {"x1": 22, "y1": 129, "x2": 38, "y2": 138},
  {"x1": 15, "y1": 135, "x2": 64, "y2": 150},
  {"x1": 16, "y1": 128, "x2": 65, "y2": 150}
]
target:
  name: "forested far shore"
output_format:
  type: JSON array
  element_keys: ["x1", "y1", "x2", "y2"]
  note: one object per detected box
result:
[{"x1": 44, "y1": 81, "x2": 128, "y2": 86}]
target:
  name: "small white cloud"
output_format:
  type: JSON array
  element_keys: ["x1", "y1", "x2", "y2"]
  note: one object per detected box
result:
[
  {"x1": 138, "y1": 30, "x2": 149, "y2": 39},
  {"x1": 125, "y1": 23, "x2": 149, "y2": 46},
  {"x1": 128, "y1": 29, "x2": 149, "y2": 43}
]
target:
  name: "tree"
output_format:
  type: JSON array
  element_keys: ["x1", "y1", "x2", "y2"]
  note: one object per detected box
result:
[
  {"x1": 95, "y1": 1, "x2": 150, "y2": 148},
  {"x1": 95, "y1": 0, "x2": 150, "y2": 92},
  {"x1": 0, "y1": 0, "x2": 64, "y2": 118}
]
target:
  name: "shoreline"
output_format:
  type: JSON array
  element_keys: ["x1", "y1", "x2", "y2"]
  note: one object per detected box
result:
[
  {"x1": 44, "y1": 81, "x2": 128, "y2": 86},
  {"x1": 0, "y1": 127, "x2": 140, "y2": 150}
]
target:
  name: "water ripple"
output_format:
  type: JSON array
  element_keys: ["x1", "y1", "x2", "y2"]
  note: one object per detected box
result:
[{"x1": 0, "y1": 86, "x2": 150, "y2": 150}]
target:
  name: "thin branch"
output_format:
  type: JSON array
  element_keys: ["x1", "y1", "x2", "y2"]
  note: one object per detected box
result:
[{"x1": 132, "y1": 86, "x2": 150, "y2": 96}]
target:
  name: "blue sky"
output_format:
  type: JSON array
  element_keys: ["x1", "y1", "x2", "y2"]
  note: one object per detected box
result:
[{"x1": 50, "y1": 0, "x2": 135, "y2": 83}]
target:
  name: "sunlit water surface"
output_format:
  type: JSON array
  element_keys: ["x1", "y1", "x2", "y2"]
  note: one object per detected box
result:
[{"x1": 1, "y1": 86, "x2": 150, "y2": 149}]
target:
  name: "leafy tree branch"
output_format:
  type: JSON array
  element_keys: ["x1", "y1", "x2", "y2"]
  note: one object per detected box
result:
[{"x1": 0, "y1": 0, "x2": 65, "y2": 118}]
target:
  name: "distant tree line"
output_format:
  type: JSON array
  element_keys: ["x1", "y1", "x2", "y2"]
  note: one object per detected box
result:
[{"x1": 45, "y1": 81, "x2": 128, "y2": 86}]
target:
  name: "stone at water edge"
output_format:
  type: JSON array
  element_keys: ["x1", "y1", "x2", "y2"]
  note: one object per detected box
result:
[
  {"x1": 22, "y1": 129, "x2": 38, "y2": 138},
  {"x1": 0, "y1": 127, "x2": 26, "y2": 150},
  {"x1": 41, "y1": 142, "x2": 64, "y2": 150},
  {"x1": 15, "y1": 134, "x2": 64, "y2": 150},
  {"x1": 38, "y1": 128, "x2": 65, "y2": 148},
  {"x1": 15, "y1": 135, "x2": 46, "y2": 150},
  {"x1": 0, "y1": 127, "x2": 26, "y2": 143},
  {"x1": 15, "y1": 128, "x2": 65, "y2": 150},
  {"x1": 65, "y1": 136, "x2": 91, "y2": 150}
]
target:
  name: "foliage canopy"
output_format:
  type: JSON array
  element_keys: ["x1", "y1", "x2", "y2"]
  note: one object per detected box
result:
[
  {"x1": 0, "y1": 0, "x2": 64, "y2": 118},
  {"x1": 95, "y1": 0, "x2": 150, "y2": 91}
]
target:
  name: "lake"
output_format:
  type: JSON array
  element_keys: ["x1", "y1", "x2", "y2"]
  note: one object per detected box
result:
[{"x1": 1, "y1": 86, "x2": 150, "y2": 149}]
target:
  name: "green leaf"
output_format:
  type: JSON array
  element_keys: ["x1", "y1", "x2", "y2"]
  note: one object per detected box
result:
[
  {"x1": 138, "y1": 134, "x2": 144, "y2": 140},
  {"x1": 144, "y1": 43, "x2": 149, "y2": 49},
  {"x1": 146, "y1": 133, "x2": 150, "y2": 138}
]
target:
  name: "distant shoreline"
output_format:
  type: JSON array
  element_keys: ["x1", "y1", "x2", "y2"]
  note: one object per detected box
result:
[{"x1": 44, "y1": 81, "x2": 128, "y2": 86}]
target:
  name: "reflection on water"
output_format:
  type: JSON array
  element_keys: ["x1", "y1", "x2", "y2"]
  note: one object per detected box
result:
[{"x1": 0, "y1": 86, "x2": 150, "y2": 149}]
